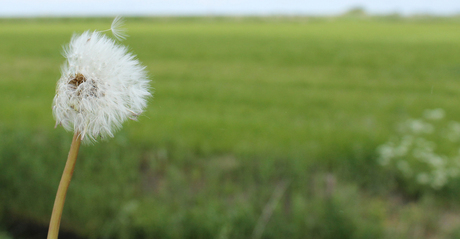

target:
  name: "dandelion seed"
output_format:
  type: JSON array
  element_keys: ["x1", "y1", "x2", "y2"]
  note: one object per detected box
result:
[
  {"x1": 99, "y1": 16, "x2": 128, "y2": 41},
  {"x1": 110, "y1": 16, "x2": 127, "y2": 41}
]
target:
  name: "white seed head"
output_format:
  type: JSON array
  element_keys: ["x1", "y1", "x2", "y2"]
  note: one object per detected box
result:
[{"x1": 52, "y1": 30, "x2": 151, "y2": 143}]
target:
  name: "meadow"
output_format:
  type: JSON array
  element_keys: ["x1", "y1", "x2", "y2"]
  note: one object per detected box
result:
[{"x1": 1, "y1": 16, "x2": 460, "y2": 238}]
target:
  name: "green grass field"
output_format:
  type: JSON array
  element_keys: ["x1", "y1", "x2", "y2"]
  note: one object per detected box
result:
[{"x1": 2, "y1": 17, "x2": 460, "y2": 238}]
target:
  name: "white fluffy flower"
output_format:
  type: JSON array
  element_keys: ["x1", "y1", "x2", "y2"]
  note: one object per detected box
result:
[{"x1": 52, "y1": 30, "x2": 151, "y2": 143}]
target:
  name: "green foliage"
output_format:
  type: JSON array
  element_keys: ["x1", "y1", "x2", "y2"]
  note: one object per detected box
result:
[
  {"x1": 1, "y1": 17, "x2": 460, "y2": 238},
  {"x1": 0, "y1": 231, "x2": 12, "y2": 239},
  {"x1": 0, "y1": 128, "x2": 141, "y2": 237}
]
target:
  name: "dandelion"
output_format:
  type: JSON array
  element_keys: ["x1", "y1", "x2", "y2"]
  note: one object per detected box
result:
[
  {"x1": 47, "y1": 17, "x2": 151, "y2": 239},
  {"x1": 53, "y1": 31, "x2": 150, "y2": 142}
]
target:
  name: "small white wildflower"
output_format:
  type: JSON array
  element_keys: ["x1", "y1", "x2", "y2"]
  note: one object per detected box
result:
[
  {"x1": 401, "y1": 135, "x2": 414, "y2": 146},
  {"x1": 397, "y1": 160, "x2": 412, "y2": 177},
  {"x1": 423, "y1": 108, "x2": 445, "y2": 121},
  {"x1": 415, "y1": 137, "x2": 436, "y2": 152},
  {"x1": 455, "y1": 152, "x2": 460, "y2": 165},
  {"x1": 416, "y1": 173, "x2": 430, "y2": 185},
  {"x1": 377, "y1": 109, "x2": 460, "y2": 190},
  {"x1": 377, "y1": 156, "x2": 391, "y2": 166},
  {"x1": 427, "y1": 155, "x2": 445, "y2": 168},
  {"x1": 412, "y1": 148, "x2": 429, "y2": 160},
  {"x1": 431, "y1": 169, "x2": 448, "y2": 189},
  {"x1": 447, "y1": 121, "x2": 460, "y2": 142},
  {"x1": 408, "y1": 119, "x2": 433, "y2": 134},
  {"x1": 449, "y1": 168, "x2": 460, "y2": 178},
  {"x1": 377, "y1": 144, "x2": 394, "y2": 165},
  {"x1": 394, "y1": 135, "x2": 413, "y2": 157},
  {"x1": 52, "y1": 29, "x2": 151, "y2": 143}
]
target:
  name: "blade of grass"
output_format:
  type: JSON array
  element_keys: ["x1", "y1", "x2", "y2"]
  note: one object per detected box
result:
[{"x1": 252, "y1": 180, "x2": 290, "y2": 239}]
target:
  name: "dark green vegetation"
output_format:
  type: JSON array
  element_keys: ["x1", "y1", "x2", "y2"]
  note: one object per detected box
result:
[{"x1": 1, "y1": 17, "x2": 460, "y2": 238}]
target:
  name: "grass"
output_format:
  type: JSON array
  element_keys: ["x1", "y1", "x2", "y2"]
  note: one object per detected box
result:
[{"x1": 1, "y1": 16, "x2": 460, "y2": 238}]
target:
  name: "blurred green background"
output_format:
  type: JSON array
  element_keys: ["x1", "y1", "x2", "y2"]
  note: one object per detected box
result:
[{"x1": 2, "y1": 16, "x2": 460, "y2": 238}]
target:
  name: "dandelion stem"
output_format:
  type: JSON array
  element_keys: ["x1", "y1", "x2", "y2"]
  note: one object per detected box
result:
[{"x1": 47, "y1": 132, "x2": 82, "y2": 239}]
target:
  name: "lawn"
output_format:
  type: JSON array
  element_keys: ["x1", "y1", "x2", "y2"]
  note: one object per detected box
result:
[{"x1": 1, "y1": 16, "x2": 460, "y2": 238}]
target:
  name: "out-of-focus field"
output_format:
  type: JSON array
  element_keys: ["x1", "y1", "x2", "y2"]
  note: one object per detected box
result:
[{"x1": 1, "y1": 17, "x2": 460, "y2": 239}]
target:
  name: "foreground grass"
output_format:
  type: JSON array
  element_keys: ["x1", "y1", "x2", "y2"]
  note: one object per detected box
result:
[{"x1": 1, "y1": 17, "x2": 460, "y2": 238}]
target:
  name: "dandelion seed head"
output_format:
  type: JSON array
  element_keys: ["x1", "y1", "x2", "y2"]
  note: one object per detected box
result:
[{"x1": 52, "y1": 30, "x2": 151, "y2": 143}]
